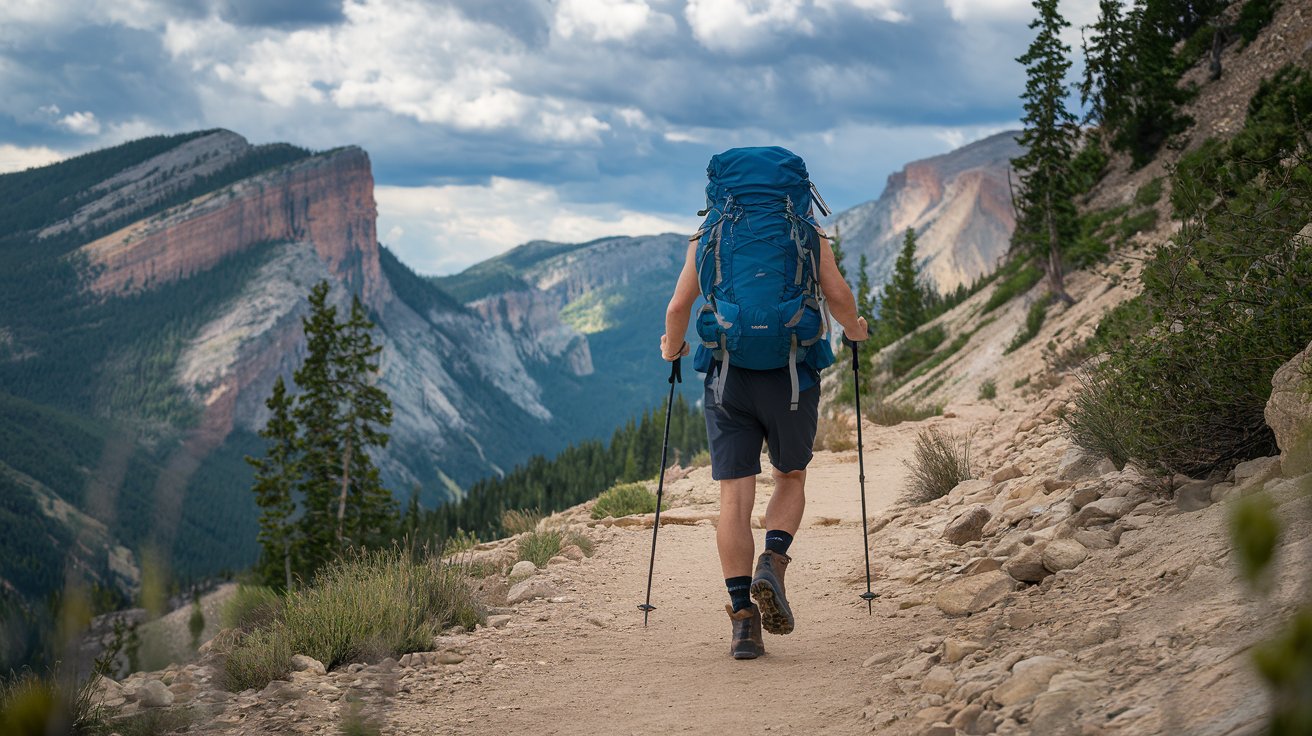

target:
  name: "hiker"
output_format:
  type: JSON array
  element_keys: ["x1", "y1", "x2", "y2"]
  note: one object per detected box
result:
[{"x1": 660, "y1": 147, "x2": 868, "y2": 659}]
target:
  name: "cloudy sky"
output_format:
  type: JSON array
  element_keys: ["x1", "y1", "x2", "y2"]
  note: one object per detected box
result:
[{"x1": 0, "y1": 0, "x2": 1098, "y2": 274}]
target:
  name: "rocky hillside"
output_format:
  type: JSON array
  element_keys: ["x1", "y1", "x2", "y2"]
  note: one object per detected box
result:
[{"x1": 830, "y1": 130, "x2": 1021, "y2": 294}]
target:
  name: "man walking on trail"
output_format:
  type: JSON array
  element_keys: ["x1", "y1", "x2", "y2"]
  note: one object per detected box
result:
[{"x1": 660, "y1": 147, "x2": 868, "y2": 660}]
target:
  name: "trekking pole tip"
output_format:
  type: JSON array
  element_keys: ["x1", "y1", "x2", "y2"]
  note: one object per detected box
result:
[{"x1": 859, "y1": 591, "x2": 876, "y2": 615}]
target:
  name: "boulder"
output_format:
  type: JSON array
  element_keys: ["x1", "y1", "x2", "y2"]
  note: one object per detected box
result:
[
  {"x1": 994, "y1": 655, "x2": 1069, "y2": 706},
  {"x1": 506, "y1": 578, "x2": 560, "y2": 605},
  {"x1": 1071, "y1": 497, "x2": 1139, "y2": 527},
  {"x1": 1055, "y1": 448, "x2": 1105, "y2": 481},
  {"x1": 1174, "y1": 479, "x2": 1215, "y2": 512},
  {"x1": 1003, "y1": 542, "x2": 1052, "y2": 583},
  {"x1": 1069, "y1": 486, "x2": 1101, "y2": 509},
  {"x1": 134, "y1": 679, "x2": 174, "y2": 708},
  {"x1": 943, "y1": 505, "x2": 992, "y2": 545},
  {"x1": 559, "y1": 544, "x2": 586, "y2": 562},
  {"x1": 991, "y1": 465, "x2": 1024, "y2": 484},
  {"x1": 1265, "y1": 340, "x2": 1312, "y2": 475},
  {"x1": 508, "y1": 560, "x2": 538, "y2": 583},
  {"x1": 1041, "y1": 538, "x2": 1088, "y2": 573},
  {"x1": 289, "y1": 654, "x2": 326, "y2": 676},
  {"x1": 1233, "y1": 456, "x2": 1283, "y2": 494},
  {"x1": 942, "y1": 638, "x2": 984, "y2": 663},
  {"x1": 921, "y1": 666, "x2": 955, "y2": 695},
  {"x1": 934, "y1": 571, "x2": 1017, "y2": 616},
  {"x1": 959, "y1": 557, "x2": 1005, "y2": 576},
  {"x1": 947, "y1": 478, "x2": 993, "y2": 503}
]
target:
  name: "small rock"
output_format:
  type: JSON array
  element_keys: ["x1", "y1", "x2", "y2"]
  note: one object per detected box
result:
[
  {"x1": 134, "y1": 680, "x2": 174, "y2": 708},
  {"x1": 924, "y1": 722, "x2": 957, "y2": 736},
  {"x1": 862, "y1": 651, "x2": 899, "y2": 668},
  {"x1": 1005, "y1": 609, "x2": 1040, "y2": 629},
  {"x1": 546, "y1": 555, "x2": 572, "y2": 566},
  {"x1": 1210, "y1": 482, "x2": 1237, "y2": 503},
  {"x1": 1174, "y1": 479, "x2": 1215, "y2": 512},
  {"x1": 1233, "y1": 456, "x2": 1282, "y2": 493},
  {"x1": 1069, "y1": 486, "x2": 1100, "y2": 509},
  {"x1": 508, "y1": 560, "x2": 538, "y2": 582},
  {"x1": 485, "y1": 615, "x2": 512, "y2": 629},
  {"x1": 559, "y1": 544, "x2": 586, "y2": 562},
  {"x1": 1003, "y1": 542, "x2": 1051, "y2": 583},
  {"x1": 943, "y1": 505, "x2": 992, "y2": 545},
  {"x1": 1041, "y1": 539, "x2": 1088, "y2": 573},
  {"x1": 1055, "y1": 447, "x2": 1105, "y2": 481},
  {"x1": 258, "y1": 680, "x2": 302, "y2": 702},
  {"x1": 290, "y1": 654, "x2": 326, "y2": 676},
  {"x1": 951, "y1": 703, "x2": 984, "y2": 733},
  {"x1": 991, "y1": 466, "x2": 1023, "y2": 484},
  {"x1": 1094, "y1": 457, "x2": 1118, "y2": 476},
  {"x1": 994, "y1": 656, "x2": 1069, "y2": 707},
  {"x1": 1071, "y1": 497, "x2": 1138, "y2": 527},
  {"x1": 1071, "y1": 528, "x2": 1118, "y2": 549},
  {"x1": 934, "y1": 571, "x2": 1017, "y2": 616},
  {"x1": 1043, "y1": 479, "x2": 1074, "y2": 494},
  {"x1": 942, "y1": 639, "x2": 984, "y2": 664},
  {"x1": 921, "y1": 666, "x2": 955, "y2": 695},
  {"x1": 506, "y1": 577, "x2": 560, "y2": 605},
  {"x1": 959, "y1": 557, "x2": 1005, "y2": 576}
]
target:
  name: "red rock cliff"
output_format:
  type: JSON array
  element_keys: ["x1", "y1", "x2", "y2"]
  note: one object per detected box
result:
[{"x1": 78, "y1": 147, "x2": 384, "y2": 307}]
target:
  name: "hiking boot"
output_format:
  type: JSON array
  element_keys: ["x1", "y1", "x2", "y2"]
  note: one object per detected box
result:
[
  {"x1": 751, "y1": 550, "x2": 794, "y2": 635},
  {"x1": 726, "y1": 604, "x2": 764, "y2": 659}
]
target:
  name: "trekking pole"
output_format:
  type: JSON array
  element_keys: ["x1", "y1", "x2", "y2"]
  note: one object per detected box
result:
[
  {"x1": 639, "y1": 352, "x2": 683, "y2": 626},
  {"x1": 847, "y1": 338, "x2": 877, "y2": 615}
]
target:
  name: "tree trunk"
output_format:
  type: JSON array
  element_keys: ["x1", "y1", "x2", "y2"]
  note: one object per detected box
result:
[
  {"x1": 336, "y1": 433, "x2": 354, "y2": 547},
  {"x1": 283, "y1": 536, "x2": 293, "y2": 592},
  {"x1": 1045, "y1": 188, "x2": 1076, "y2": 305},
  {"x1": 1209, "y1": 26, "x2": 1225, "y2": 82}
]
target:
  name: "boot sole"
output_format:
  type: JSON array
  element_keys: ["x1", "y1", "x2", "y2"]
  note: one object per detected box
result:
[
  {"x1": 732, "y1": 648, "x2": 762, "y2": 660},
  {"x1": 751, "y1": 579, "x2": 795, "y2": 635}
]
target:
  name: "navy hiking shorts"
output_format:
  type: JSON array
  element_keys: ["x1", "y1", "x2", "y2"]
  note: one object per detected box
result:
[{"x1": 703, "y1": 366, "x2": 820, "y2": 481}]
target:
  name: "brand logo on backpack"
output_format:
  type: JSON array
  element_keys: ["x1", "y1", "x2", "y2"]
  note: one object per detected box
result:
[{"x1": 691, "y1": 146, "x2": 836, "y2": 411}]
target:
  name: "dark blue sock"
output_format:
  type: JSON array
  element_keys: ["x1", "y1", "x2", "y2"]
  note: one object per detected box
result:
[
  {"x1": 726, "y1": 576, "x2": 752, "y2": 612},
  {"x1": 765, "y1": 529, "x2": 794, "y2": 556}
]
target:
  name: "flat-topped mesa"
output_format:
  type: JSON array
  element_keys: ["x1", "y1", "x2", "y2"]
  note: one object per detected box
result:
[{"x1": 77, "y1": 146, "x2": 384, "y2": 306}]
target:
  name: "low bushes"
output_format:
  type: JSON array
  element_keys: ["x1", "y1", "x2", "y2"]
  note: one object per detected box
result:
[
  {"x1": 515, "y1": 529, "x2": 594, "y2": 567},
  {"x1": 814, "y1": 410, "x2": 857, "y2": 452},
  {"x1": 221, "y1": 551, "x2": 482, "y2": 692},
  {"x1": 983, "y1": 264, "x2": 1042, "y2": 314},
  {"x1": 221, "y1": 585, "x2": 283, "y2": 631},
  {"x1": 591, "y1": 482, "x2": 662, "y2": 519},
  {"x1": 902, "y1": 427, "x2": 973, "y2": 504},
  {"x1": 888, "y1": 325, "x2": 946, "y2": 378},
  {"x1": 1006, "y1": 298, "x2": 1049, "y2": 354},
  {"x1": 978, "y1": 379, "x2": 997, "y2": 401}
]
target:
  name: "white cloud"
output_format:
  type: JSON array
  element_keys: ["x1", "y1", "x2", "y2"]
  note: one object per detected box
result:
[
  {"x1": 686, "y1": 0, "x2": 905, "y2": 52},
  {"x1": 0, "y1": 143, "x2": 64, "y2": 173},
  {"x1": 377, "y1": 179, "x2": 699, "y2": 274},
  {"x1": 554, "y1": 0, "x2": 672, "y2": 42},
  {"x1": 59, "y1": 110, "x2": 101, "y2": 135}
]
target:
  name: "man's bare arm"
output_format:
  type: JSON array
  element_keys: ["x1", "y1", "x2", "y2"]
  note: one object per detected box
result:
[
  {"x1": 817, "y1": 234, "x2": 869, "y2": 341},
  {"x1": 661, "y1": 241, "x2": 700, "y2": 360}
]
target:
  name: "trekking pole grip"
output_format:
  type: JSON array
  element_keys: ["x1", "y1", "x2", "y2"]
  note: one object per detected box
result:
[{"x1": 669, "y1": 354, "x2": 683, "y2": 384}]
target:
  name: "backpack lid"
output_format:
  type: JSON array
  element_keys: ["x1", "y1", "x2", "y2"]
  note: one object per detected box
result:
[{"x1": 704, "y1": 146, "x2": 827, "y2": 216}]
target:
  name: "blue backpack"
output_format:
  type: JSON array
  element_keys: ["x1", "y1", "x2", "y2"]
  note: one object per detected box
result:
[{"x1": 692, "y1": 146, "x2": 835, "y2": 411}]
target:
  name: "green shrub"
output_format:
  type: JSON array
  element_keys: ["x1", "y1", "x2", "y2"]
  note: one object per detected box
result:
[
  {"x1": 1014, "y1": 376, "x2": 1030, "y2": 389},
  {"x1": 1134, "y1": 177, "x2": 1164, "y2": 207},
  {"x1": 591, "y1": 482, "x2": 662, "y2": 519},
  {"x1": 500, "y1": 509, "x2": 541, "y2": 536},
  {"x1": 221, "y1": 585, "x2": 283, "y2": 632},
  {"x1": 1236, "y1": 0, "x2": 1280, "y2": 45},
  {"x1": 868, "y1": 399, "x2": 941, "y2": 427},
  {"x1": 814, "y1": 410, "x2": 856, "y2": 452},
  {"x1": 221, "y1": 551, "x2": 481, "y2": 692},
  {"x1": 978, "y1": 379, "x2": 997, "y2": 401},
  {"x1": 1006, "y1": 298, "x2": 1049, "y2": 354},
  {"x1": 1116, "y1": 208, "x2": 1158, "y2": 239},
  {"x1": 1067, "y1": 66, "x2": 1312, "y2": 476},
  {"x1": 888, "y1": 325, "x2": 946, "y2": 378},
  {"x1": 515, "y1": 529, "x2": 593, "y2": 567},
  {"x1": 983, "y1": 265, "x2": 1042, "y2": 313},
  {"x1": 688, "y1": 450, "x2": 711, "y2": 468},
  {"x1": 443, "y1": 529, "x2": 480, "y2": 555},
  {"x1": 901, "y1": 428, "x2": 972, "y2": 503}
]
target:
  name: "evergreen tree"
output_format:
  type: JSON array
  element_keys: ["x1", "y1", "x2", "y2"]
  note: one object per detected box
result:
[
  {"x1": 883, "y1": 228, "x2": 927, "y2": 334},
  {"x1": 1080, "y1": 0, "x2": 1130, "y2": 129},
  {"x1": 293, "y1": 281, "x2": 343, "y2": 577},
  {"x1": 829, "y1": 224, "x2": 848, "y2": 281},
  {"x1": 332, "y1": 296, "x2": 395, "y2": 550},
  {"x1": 1012, "y1": 0, "x2": 1079, "y2": 305},
  {"x1": 856, "y1": 252, "x2": 874, "y2": 321},
  {"x1": 246, "y1": 375, "x2": 299, "y2": 590}
]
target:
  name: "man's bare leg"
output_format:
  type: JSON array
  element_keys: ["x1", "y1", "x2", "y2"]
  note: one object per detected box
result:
[
  {"x1": 764, "y1": 468, "x2": 806, "y2": 535},
  {"x1": 717, "y1": 475, "x2": 757, "y2": 578}
]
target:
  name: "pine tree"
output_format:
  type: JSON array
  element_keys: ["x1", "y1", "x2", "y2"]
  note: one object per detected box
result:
[
  {"x1": 856, "y1": 253, "x2": 874, "y2": 321},
  {"x1": 1012, "y1": 0, "x2": 1079, "y2": 305},
  {"x1": 246, "y1": 375, "x2": 299, "y2": 590},
  {"x1": 333, "y1": 296, "x2": 395, "y2": 550},
  {"x1": 1080, "y1": 0, "x2": 1130, "y2": 129},
  {"x1": 294, "y1": 281, "x2": 345, "y2": 576},
  {"x1": 829, "y1": 224, "x2": 848, "y2": 281},
  {"x1": 883, "y1": 228, "x2": 926, "y2": 334}
]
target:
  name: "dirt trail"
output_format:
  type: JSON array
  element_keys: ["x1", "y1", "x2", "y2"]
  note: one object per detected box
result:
[{"x1": 395, "y1": 419, "x2": 931, "y2": 736}]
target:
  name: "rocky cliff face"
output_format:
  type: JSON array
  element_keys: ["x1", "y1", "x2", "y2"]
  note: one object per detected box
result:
[
  {"x1": 78, "y1": 145, "x2": 384, "y2": 305},
  {"x1": 832, "y1": 130, "x2": 1021, "y2": 294}
]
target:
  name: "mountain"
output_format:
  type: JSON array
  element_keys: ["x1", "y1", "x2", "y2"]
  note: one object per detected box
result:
[
  {"x1": 831, "y1": 130, "x2": 1022, "y2": 294},
  {"x1": 0, "y1": 130, "x2": 658, "y2": 605}
]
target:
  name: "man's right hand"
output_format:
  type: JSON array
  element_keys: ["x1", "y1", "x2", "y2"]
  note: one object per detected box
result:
[{"x1": 660, "y1": 335, "x2": 690, "y2": 361}]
